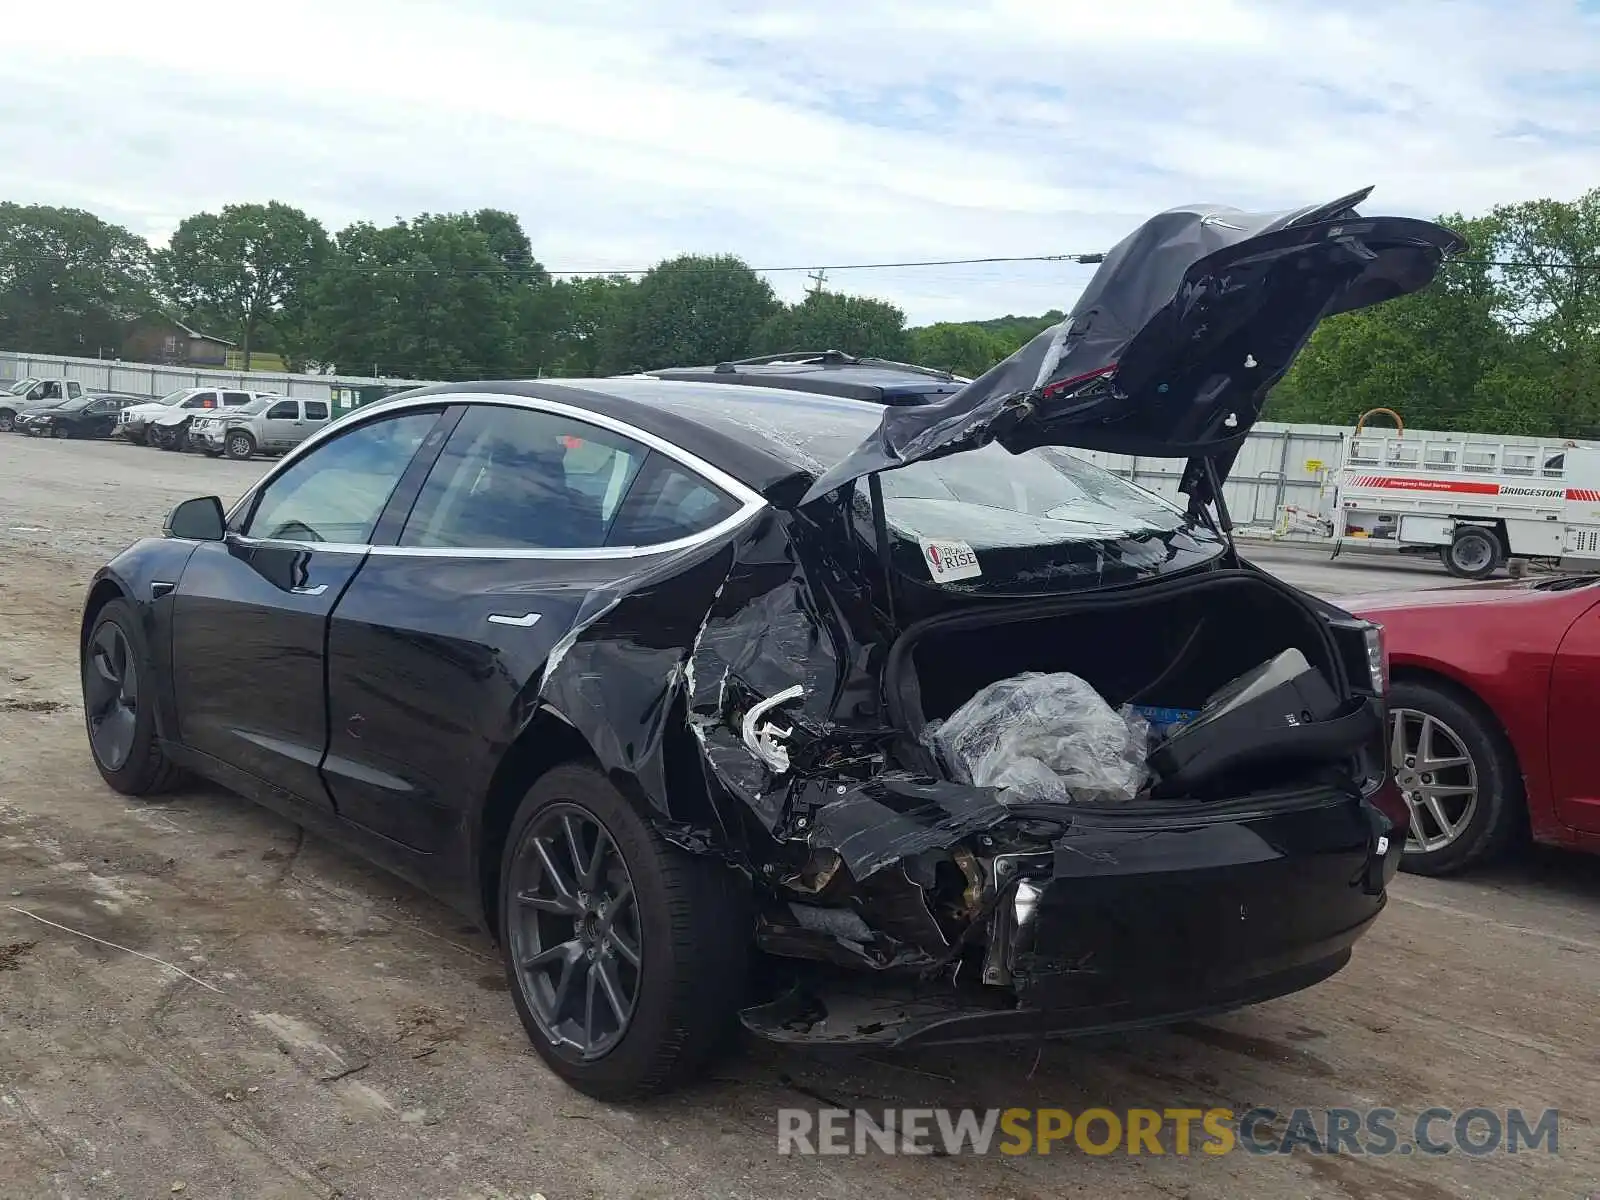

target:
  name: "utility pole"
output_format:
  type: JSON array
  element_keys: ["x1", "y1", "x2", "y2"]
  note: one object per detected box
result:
[{"x1": 806, "y1": 268, "x2": 828, "y2": 297}]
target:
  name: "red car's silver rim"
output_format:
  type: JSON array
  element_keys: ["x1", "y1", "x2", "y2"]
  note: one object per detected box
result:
[{"x1": 1390, "y1": 708, "x2": 1478, "y2": 854}]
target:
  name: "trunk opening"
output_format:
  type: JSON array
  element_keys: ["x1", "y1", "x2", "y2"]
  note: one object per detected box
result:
[{"x1": 885, "y1": 569, "x2": 1365, "y2": 803}]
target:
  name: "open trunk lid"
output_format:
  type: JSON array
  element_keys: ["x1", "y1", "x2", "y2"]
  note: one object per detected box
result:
[{"x1": 801, "y1": 189, "x2": 1465, "y2": 506}]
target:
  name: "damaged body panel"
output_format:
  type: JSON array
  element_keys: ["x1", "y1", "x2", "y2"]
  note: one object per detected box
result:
[{"x1": 78, "y1": 191, "x2": 1451, "y2": 1099}]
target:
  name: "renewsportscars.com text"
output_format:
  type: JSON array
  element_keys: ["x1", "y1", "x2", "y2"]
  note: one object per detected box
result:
[{"x1": 776, "y1": 1106, "x2": 1560, "y2": 1157}]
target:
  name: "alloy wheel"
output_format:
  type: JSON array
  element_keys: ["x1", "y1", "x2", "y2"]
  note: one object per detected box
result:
[
  {"x1": 228, "y1": 433, "x2": 252, "y2": 458},
  {"x1": 1390, "y1": 707, "x2": 1478, "y2": 853},
  {"x1": 84, "y1": 622, "x2": 139, "y2": 771},
  {"x1": 506, "y1": 803, "x2": 642, "y2": 1061}
]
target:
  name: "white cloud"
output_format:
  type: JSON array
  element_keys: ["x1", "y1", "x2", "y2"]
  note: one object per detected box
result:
[{"x1": 0, "y1": 0, "x2": 1596, "y2": 323}]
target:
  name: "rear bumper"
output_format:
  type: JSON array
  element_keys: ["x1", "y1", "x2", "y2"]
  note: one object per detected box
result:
[{"x1": 743, "y1": 788, "x2": 1398, "y2": 1046}]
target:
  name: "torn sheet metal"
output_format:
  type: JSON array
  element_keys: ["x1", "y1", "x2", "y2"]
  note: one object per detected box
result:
[
  {"x1": 800, "y1": 775, "x2": 1011, "y2": 882},
  {"x1": 801, "y1": 193, "x2": 1466, "y2": 503}
]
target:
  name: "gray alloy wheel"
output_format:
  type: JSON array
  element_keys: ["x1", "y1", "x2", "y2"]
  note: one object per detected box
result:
[
  {"x1": 226, "y1": 430, "x2": 255, "y2": 460},
  {"x1": 83, "y1": 621, "x2": 140, "y2": 773},
  {"x1": 1390, "y1": 707, "x2": 1478, "y2": 854},
  {"x1": 506, "y1": 802, "x2": 643, "y2": 1062}
]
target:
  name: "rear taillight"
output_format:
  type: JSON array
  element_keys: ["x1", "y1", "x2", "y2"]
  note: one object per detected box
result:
[{"x1": 1363, "y1": 623, "x2": 1387, "y2": 697}]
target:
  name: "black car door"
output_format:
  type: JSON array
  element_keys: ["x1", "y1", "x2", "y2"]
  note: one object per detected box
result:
[
  {"x1": 82, "y1": 398, "x2": 118, "y2": 437},
  {"x1": 168, "y1": 407, "x2": 447, "y2": 807},
  {"x1": 321, "y1": 399, "x2": 754, "y2": 854}
]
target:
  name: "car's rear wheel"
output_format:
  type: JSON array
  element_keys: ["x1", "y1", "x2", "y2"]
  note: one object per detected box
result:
[
  {"x1": 1441, "y1": 527, "x2": 1500, "y2": 580},
  {"x1": 225, "y1": 430, "x2": 256, "y2": 460},
  {"x1": 1390, "y1": 679, "x2": 1522, "y2": 876},
  {"x1": 82, "y1": 599, "x2": 182, "y2": 795},
  {"x1": 499, "y1": 763, "x2": 747, "y2": 1100}
]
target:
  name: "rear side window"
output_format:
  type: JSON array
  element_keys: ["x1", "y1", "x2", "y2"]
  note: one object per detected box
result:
[
  {"x1": 607, "y1": 453, "x2": 739, "y2": 547},
  {"x1": 67, "y1": 381, "x2": 83, "y2": 398},
  {"x1": 400, "y1": 405, "x2": 647, "y2": 550},
  {"x1": 222, "y1": 391, "x2": 251, "y2": 406},
  {"x1": 304, "y1": 401, "x2": 329, "y2": 420}
]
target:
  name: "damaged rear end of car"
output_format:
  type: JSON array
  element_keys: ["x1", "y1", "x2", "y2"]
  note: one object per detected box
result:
[{"x1": 671, "y1": 189, "x2": 1457, "y2": 1046}]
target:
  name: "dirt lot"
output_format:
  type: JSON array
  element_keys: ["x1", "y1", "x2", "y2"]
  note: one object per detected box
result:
[{"x1": 1, "y1": 435, "x2": 1596, "y2": 1199}]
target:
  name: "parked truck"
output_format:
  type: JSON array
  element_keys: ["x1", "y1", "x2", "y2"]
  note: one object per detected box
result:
[{"x1": 0, "y1": 378, "x2": 86, "y2": 432}]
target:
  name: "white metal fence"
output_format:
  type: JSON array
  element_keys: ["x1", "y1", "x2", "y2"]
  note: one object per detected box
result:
[
  {"x1": 0, "y1": 349, "x2": 433, "y2": 405},
  {"x1": 1074, "y1": 421, "x2": 1350, "y2": 541}
]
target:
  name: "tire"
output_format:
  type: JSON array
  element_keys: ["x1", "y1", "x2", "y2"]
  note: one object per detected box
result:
[
  {"x1": 1390, "y1": 678, "x2": 1523, "y2": 876},
  {"x1": 225, "y1": 431, "x2": 256, "y2": 460},
  {"x1": 81, "y1": 598, "x2": 183, "y2": 796},
  {"x1": 0, "y1": 409, "x2": 13, "y2": 433},
  {"x1": 52, "y1": 424, "x2": 70, "y2": 439},
  {"x1": 499, "y1": 763, "x2": 748, "y2": 1100},
  {"x1": 1442, "y1": 526, "x2": 1500, "y2": 580},
  {"x1": 126, "y1": 428, "x2": 147, "y2": 446}
]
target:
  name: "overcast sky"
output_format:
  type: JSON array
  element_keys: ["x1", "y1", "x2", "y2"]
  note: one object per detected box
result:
[{"x1": 3, "y1": 0, "x2": 1597, "y2": 324}]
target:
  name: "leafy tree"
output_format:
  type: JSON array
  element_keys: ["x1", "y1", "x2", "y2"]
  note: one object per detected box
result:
[
  {"x1": 304, "y1": 211, "x2": 547, "y2": 379},
  {"x1": 750, "y1": 290, "x2": 911, "y2": 360},
  {"x1": 963, "y1": 310, "x2": 1065, "y2": 352},
  {"x1": 612, "y1": 254, "x2": 778, "y2": 372},
  {"x1": 160, "y1": 202, "x2": 329, "y2": 369},
  {"x1": 0, "y1": 204, "x2": 155, "y2": 356},
  {"x1": 908, "y1": 322, "x2": 1013, "y2": 377},
  {"x1": 532, "y1": 275, "x2": 638, "y2": 376}
]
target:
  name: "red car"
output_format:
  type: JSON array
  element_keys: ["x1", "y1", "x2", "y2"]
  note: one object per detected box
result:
[{"x1": 1347, "y1": 576, "x2": 1600, "y2": 875}]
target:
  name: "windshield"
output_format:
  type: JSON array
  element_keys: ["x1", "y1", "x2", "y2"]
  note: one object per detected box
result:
[
  {"x1": 230, "y1": 398, "x2": 274, "y2": 416},
  {"x1": 6, "y1": 378, "x2": 40, "y2": 396},
  {"x1": 53, "y1": 396, "x2": 95, "y2": 412},
  {"x1": 156, "y1": 388, "x2": 196, "y2": 406}
]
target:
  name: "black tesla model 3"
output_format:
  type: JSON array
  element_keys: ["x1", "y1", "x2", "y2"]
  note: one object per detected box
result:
[{"x1": 79, "y1": 193, "x2": 1461, "y2": 1099}]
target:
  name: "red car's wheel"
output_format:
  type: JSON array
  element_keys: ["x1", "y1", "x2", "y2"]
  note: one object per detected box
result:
[{"x1": 1390, "y1": 679, "x2": 1524, "y2": 875}]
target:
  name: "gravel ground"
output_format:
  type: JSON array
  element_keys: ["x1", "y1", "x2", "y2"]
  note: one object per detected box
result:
[{"x1": 1, "y1": 435, "x2": 1595, "y2": 1199}]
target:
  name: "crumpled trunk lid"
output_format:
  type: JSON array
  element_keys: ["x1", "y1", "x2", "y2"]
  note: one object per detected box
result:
[{"x1": 802, "y1": 190, "x2": 1466, "y2": 504}]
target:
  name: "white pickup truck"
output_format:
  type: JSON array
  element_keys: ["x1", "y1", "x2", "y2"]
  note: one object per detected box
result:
[
  {"x1": 118, "y1": 387, "x2": 278, "y2": 448},
  {"x1": 0, "y1": 378, "x2": 86, "y2": 432}
]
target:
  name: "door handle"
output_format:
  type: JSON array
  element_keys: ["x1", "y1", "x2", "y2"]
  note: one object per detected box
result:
[
  {"x1": 487, "y1": 612, "x2": 541, "y2": 627},
  {"x1": 291, "y1": 583, "x2": 328, "y2": 596}
]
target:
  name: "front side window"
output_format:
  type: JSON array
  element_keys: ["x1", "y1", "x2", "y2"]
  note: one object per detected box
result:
[
  {"x1": 39, "y1": 382, "x2": 60, "y2": 399},
  {"x1": 401, "y1": 406, "x2": 649, "y2": 550},
  {"x1": 183, "y1": 391, "x2": 217, "y2": 409},
  {"x1": 242, "y1": 411, "x2": 439, "y2": 544},
  {"x1": 266, "y1": 400, "x2": 299, "y2": 420}
]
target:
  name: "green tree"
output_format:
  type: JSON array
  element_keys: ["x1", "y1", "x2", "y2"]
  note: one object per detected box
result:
[
  {"x1": 305, "y1": 211, "x2": 547, "y2": 379},
  {"x1": 750, "y1": 290, "x2": 911, "y2": 359},
  {"x1": 613, "y1": 254, "x2": 778, "y2": 372},
  {"x1": 532, "y1": 275, "x2": 638, "y2": 376},
  {"x1": 0, "y1": 204, "x2": 155, "y2": 356},
  {"x1": 1266, "y1": 215, "x2": 1506, "y2": 430},
  {"x1": 1478, "y1": 191, "x2": 1600, "y2": 436},
  {"x1": 160, "y1": 202, "x2": 329, "y2": 369},
  {"x1": 908, "y1": 322, "x2": 1013, "y2": 377}
]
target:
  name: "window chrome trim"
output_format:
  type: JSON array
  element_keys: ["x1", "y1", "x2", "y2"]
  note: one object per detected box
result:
[{"x1": 225, "y1": 389, "x2": 770, "y2": 558}]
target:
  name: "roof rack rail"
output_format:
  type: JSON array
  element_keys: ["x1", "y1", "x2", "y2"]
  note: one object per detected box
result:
[{"x1": 710, "y1": 350, "x2": 956, "y2": 382}]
